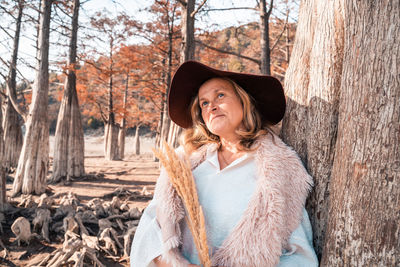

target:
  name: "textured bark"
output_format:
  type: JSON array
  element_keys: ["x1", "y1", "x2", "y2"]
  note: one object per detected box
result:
[
  {"x1": 321, "y1": 1, "x2": 400, "y2": 265},
  {"x1": 51, "y1": 0, "x2": 84, "y2": 183},
  {"x1": 259, "y1": 0, "x2": 272, "y2": 75},
  {"x1": 3, "y1": 0, "x2": 24, "y2": 170},
  {"x1": 118, "y1": 72, "x2": 129, "y2": 160},
  {"x1": 12, "y1": 0, "x2": 52, "y2": 196},
  {"x1": 118, "y1": 125, "x2": 126, "y2": 159},
  {"x1": 134, "y1": 125, "x2": 140, "y2": 155},
  {"x1": 104, "y1": 40, "x2": 120, "y2": 160},
  {"x1": 282, "y1": 0, "x2": 399, "y2": 264},
  {"x1": 0, "y1": 98, "x2": 6, "y2": 209},
  {"x1": 165, "y1": 0, "x2": 196, "y2": 148},
  {"x1": 105, "y1": 122, "x2": 120, "y2": 161},
  {"x1": 180, "y1": 0, "x2": 195, "y2": 63},
  {"x1": 282, "y1": 0, "x2": 344, "y2": 258}
]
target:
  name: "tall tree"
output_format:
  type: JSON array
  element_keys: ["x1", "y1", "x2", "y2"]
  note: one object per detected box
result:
[
  {"x1": 12, "y1": 0, "x2": 53, "y2": 196},
  {"x1": 166, "y1": 0, "x2": 207, "y2": 147},
  {"x1": 50, "y1": 0, "x2": 84, "y2": 183},
  {"x1": 282, "y1": 0, "x2": 399, "y2": 264},
  {"x1": 259, "y1": 0, "x2": 273, "y2": 75},
  {"x1": 84, "y1": 11, "x2": 137, "y2": 160},
  {"x1": 3, "y1": 0, "x2": 24, "y2": 171},
  {"x1": 0, "y1": 97, "x2": 5, "y2": 209}
]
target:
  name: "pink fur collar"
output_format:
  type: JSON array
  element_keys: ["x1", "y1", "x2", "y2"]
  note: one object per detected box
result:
[{"x1": 154, "y1": 134, "x2": 313, "y2": 267}]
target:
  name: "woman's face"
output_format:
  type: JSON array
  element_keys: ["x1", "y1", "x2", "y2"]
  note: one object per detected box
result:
[{"x1": 198, "y1": 78, "x2": 244, "y2": 140}]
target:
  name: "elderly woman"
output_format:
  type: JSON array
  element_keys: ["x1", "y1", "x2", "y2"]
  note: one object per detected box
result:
[{"x1": 131, "y1": 61, "x2": 318, "y2": 267}]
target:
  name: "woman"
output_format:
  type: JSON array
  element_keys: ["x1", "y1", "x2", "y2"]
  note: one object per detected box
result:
[{"x1": 131, "y1": 61, "x2": 318, "y2": 267}]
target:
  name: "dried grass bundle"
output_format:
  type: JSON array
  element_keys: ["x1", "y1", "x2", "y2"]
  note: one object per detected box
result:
[{"x1": 153, "y1": 141, "x2": 211, "y2": 267}]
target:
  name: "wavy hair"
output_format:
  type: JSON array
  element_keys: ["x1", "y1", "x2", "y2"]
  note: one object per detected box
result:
[{"x1": 180, "y1": 78, "x2": 274, "y2": 154}]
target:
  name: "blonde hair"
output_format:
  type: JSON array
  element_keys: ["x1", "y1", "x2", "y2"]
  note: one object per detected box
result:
[{"x1": 180, "y1": 77, "x2": 274, "y2": 154}]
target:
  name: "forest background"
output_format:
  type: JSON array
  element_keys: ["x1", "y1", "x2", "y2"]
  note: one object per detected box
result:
[{"x1": 0, "y1": 0, "x2": 398, "y2": 266}]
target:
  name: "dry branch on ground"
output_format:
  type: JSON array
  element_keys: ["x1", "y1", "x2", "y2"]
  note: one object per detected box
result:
[{"x1": 0, "y1": 188, "x2": 146, "y2": 266}]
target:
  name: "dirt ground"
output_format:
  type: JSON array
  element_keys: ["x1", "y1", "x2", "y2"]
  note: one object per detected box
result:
[{"x1": 0, "y1": 135, "x2": 160, "y2": 267}]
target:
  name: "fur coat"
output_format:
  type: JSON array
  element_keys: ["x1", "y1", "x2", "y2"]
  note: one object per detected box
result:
[{"x1": 154, "y1": 134, "x2": 313, "y2": 267}]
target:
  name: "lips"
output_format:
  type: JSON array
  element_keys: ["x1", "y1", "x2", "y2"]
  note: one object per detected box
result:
[{"x1": 210, "y1": 114, "x2": 224, "y2": 122}]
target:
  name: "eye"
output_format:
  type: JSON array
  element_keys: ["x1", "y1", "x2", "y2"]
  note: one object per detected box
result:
[
  {"x1": 218, "y1": 93, "x2": 224, "y2": 98},
  {"x1": 200, "y1": 101, "x2": 209, "y2": 108}
]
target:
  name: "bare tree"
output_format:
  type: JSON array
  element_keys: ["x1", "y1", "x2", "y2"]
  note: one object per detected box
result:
[
  {"x1": 0, "y1": 97, "x2": 5, "y2": 210},
  {"x1": 50, "y1": 0, "x2": 84, "y2": 183},
  {"x1": 259, "y1": 0, "x2": 273, "y2": 75},
  {"x1": 3, "y1": 0, "x2": 24, "y2": 171},
  {"x1": 12, "y1": 0, "x2": 53, "y2": 196},
  {"x1": 282, "y1": 0, "x2": 399, "y2": 264},
  {"x1": 165, "y1": 0, "x2": 207, "y2": 147}
]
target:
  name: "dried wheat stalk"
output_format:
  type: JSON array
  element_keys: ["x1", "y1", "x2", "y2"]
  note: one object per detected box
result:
[{"x1": 153, "y1": 142, "x2": 211, "y2": 267}]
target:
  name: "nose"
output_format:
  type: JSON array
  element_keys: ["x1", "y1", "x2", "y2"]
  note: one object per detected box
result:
[{"x1": 209, "y1": 101, "x2": 218, "y2": 112}]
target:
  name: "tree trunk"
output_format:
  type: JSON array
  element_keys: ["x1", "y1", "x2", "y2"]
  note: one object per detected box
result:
[
  {"x1": 155, "y1": 98, "x2": 164, "y2": 149},
  {"x1": 134, "y1": 125, "x2": 140, "y2": 155},
  {"x1": 259, "y1": 0, "x2": 272, "y2": 75},
  {"x1": 118, "y1": 72, "x2": 129, "y2": 160},
  {"x1": 160, "y1": 101, "x2": 170, "y2": 151},
  {"x1": 105, "y1": 122, "x2": 119, "y2": 161},
  {"x1": 165, "y1": 0, "x2": 196, "y2": 148},
  {"x1": 51, "y1": 0, "x2": 84, "y2": 183},
  {"x1": 180, "y1": 0, "x2": 195, "y2": 63},
  {"x1": 118, "y1": 125, "x2": 126, "y2": 159},
  {"x1": 12, "y1": 0, "x2": 53, "y2": 196},
  {"x1": 0, "y1": 97, "x2": 6, "y2": 209},
  {"x1": 282, "y1": 0, "x2": 399, "y2": 264},
  {"x1": 104, "y1": 41, "x2": 119, "y2": 160},
  {"x1": 321, "y1": 1, "x2": 400, "y2": 265},
  {"x1": 281, "y1": 0, "x2": 344, "y2": 258},
  {"x1": 3, "y1": 0, "x2": 24, "y2": 171}
]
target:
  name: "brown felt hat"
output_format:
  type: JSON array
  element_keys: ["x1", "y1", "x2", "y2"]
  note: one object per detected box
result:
[{"x1": 168, "y1": 60, "x2": 286, "y2": 129}]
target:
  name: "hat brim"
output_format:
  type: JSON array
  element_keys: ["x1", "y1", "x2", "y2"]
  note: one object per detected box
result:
[{"x1": 168, "y1": 61, "x2": 286, "y2": 129}]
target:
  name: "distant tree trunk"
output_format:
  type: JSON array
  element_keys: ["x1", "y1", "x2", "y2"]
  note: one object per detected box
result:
[
  {"x1": 282, "y1": 0, "x2": 399, "y2": 264},
  {"x1": 51, "y1": 0, "x2": 84, "y2": 183},
  {"x1": 180, "y1": 0, "x2": 195, "y2": 62},
  {"x1": 155, "y1": 96, "x2": 164, "y2": 149},
  {"x1": 165, "y1": 0, "x2": 196, "y2": 148},
  {"x1": 259, "y1": 0, "x2": 273, "y2": 75},
  {"x1": 104, "y1": 43, "x2": 119, "y2": 160},
  {"x1": 3, "y1": 0, "x2": 24, "y2": 171},
  {"x1": 105, "y1": 122, "x2": 119, "y2": 160},
  {"x1": 161, "y1": 17, "x2": 175, "y2": 149},
  {"x1": 12, "y1": 0, "x2": 53, "y2": 196},
  {"x1": 160, "y1": 101, "x2": 170, "y2": 151},
  {"x1": 0, "y1": 97, "x2": 6, "y2": 209},
  {"x1": 118, "y1": 72, "x2": 129, "y2": 159},
  {"x1": 134, "y1": 124, "x2": 141, "y2": 155}
]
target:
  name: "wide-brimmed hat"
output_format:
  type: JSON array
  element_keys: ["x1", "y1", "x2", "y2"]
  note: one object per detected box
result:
[{"x1": 168, "y1": 60, "x2": 286, "y2": 129}]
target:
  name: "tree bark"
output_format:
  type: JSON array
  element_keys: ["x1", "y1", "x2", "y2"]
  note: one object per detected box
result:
[
  {"x1": 105, "y1": 122, "x2": 120, "y2": 161},
  {"x1": 118, "y1": 72, "x2": 129, "y2": 160},
  {"x1": 3, "y1": 0, "x2": 24, "y2": 171},
  {"x1": 321, "y1": 1, "x2": 400, "y2": 265},
  {"x1": 12, "y1": 0, "x2": 53, "y2": 196},
  {"x1": 282, "y1": 0, "x2": 344, "y2": 258},
  {"x1": 165, "y1": 0, "x2": 196, "y2": 148},
  {"x1": 180, "y1": 0, "x2": 195, "y2": 63},
  {"x1": 134, "y1": 124, "x2": 140, "y2": 155},
  {"x1": 282, "y1": 0, "x2": 399, "y2": 264},
  {"x1": 51, "y1": 0, "x2": 84, "y2": 183},
  {"x1": 0, "y1": 97, "x2": 6, "y2": 209},
  {"x1": 104, "y1": 41, "x2": 119, "y2": 160},
  {"x1": 259, "y1": 0, "x2": 273, "y2": 75}
]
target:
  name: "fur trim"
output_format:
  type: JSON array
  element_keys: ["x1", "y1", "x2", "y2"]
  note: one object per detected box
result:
[{"x1": 155, "y1": 134, "x2": 313, "y2": 266}]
